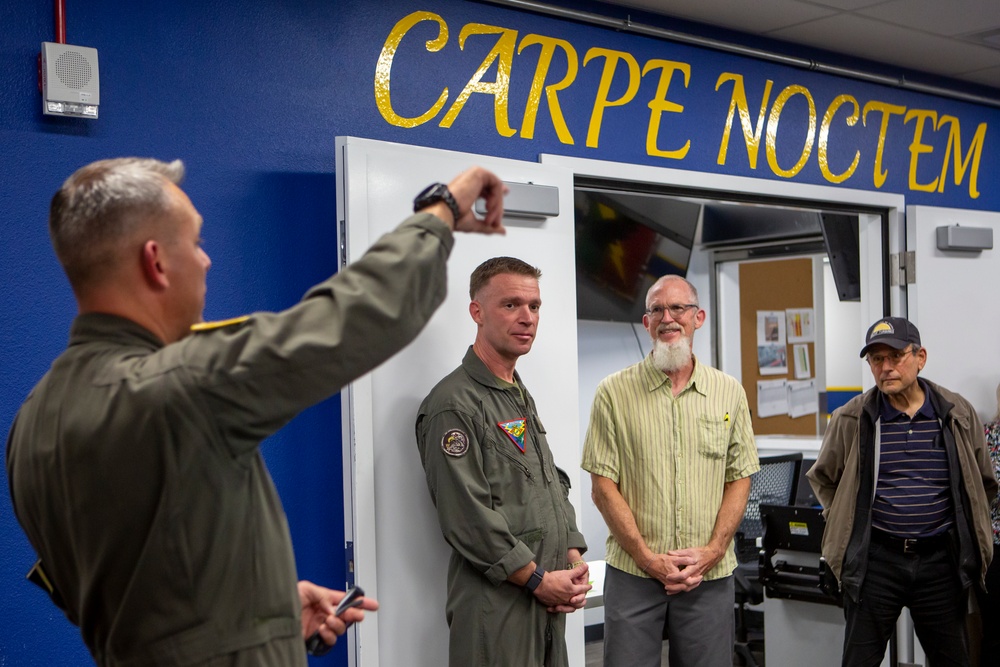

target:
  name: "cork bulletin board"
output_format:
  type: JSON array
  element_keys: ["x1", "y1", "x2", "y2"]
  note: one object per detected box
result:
[{"x1": 739, "y1": 258, "x2": 817, "y2": 436}]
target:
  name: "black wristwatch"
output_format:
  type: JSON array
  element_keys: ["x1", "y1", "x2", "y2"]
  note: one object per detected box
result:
[
  {"x1": 414, "y1": 182, "x2": 461, "y2": 222},
  {"x1": 524, "y1": 563, "x2": 545, "y2": 593}
]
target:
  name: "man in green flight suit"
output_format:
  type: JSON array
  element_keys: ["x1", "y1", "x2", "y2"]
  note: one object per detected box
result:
[
  {"x1": 7, "y1": 157, "x2": 507, "y2": 666},
  {"x1": 415, "y1": 256, "x2": 591, "y2": 667}
]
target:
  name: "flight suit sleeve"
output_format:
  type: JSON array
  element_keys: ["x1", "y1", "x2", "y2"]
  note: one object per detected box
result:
[
  {"x1": 416, "y1": 408, "x2": 535, "y2": 586},
  {"x1": 185, "y1": 213, "x2": 454, "y2": 453},
  {"x1": 556, "y1": 466, "x2": 588, "y2": 554}
]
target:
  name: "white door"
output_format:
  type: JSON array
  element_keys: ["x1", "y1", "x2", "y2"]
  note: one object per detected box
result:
[
  {"x1": 335, "y1": 137, "x2": 582, "y2": 667},
  {"x1": 905, "y1": 206, "x2": 1000, "y2": 420}
]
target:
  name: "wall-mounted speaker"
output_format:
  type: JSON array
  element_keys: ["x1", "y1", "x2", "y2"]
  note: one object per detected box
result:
[{"x1": 41, "y1": 42, "x2": 100, "y2": 119}]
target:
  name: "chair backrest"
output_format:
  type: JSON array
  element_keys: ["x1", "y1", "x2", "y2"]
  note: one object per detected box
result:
[{"x1": 735, "y1": 453, "x2": 803, "y2": 563}]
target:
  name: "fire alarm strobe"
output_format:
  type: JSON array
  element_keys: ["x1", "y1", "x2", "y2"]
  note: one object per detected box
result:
[{"x1": 41, "y1": 41, "x2": 100, "y2": 119}]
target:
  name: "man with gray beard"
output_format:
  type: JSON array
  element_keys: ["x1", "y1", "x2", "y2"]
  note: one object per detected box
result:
[{"x1": 582, "y1": 275, "x2": 759, "y2": 667}]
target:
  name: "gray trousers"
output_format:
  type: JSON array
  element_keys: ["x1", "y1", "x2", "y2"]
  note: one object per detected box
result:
[{"x1": 603, "y1": 565, "x2": 735, "y2": 667}]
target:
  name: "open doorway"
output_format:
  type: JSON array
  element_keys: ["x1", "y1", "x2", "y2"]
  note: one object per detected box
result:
[
  {"x1": 569, "y1": 175, "x2": 881, "y2": 443},
  {"x1": 542, "y1": 155, "x2": 903, "y2": 640}
]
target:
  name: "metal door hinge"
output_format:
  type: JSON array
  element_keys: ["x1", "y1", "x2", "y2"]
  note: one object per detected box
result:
[
  {"x1": 889, "y1": 251, "x2": 916, "y2": 286},
  {"x1": 345, "y1": 541, "x2": 355, "y2": 588},
  {"x1": 339, "y1": 221, "x2": 348, "y2": 269}
]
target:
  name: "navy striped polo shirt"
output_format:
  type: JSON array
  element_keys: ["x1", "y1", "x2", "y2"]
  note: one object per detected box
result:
[{"x1": 871, "y1": 382, "x2": 953, "y2": 538}]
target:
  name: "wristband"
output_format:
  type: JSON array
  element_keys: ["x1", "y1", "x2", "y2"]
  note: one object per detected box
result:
[
  {"x1": 524, "y1": 563, "x2": 545, "y2": 593},
  {"x1": 413, "y1": 182, "x2": 462, "y2": 223}
]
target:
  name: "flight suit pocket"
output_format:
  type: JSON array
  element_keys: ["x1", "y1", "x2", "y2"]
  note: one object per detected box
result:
[
  {"x1": 516, "y1": 528, "x2": 545, "y2": 549},
  {"x1": 494, "y1": 442, "x2": 534, "y2": 480},
  {"x1": 697, "y1": 415, "x2": 728, "y2": 459}
]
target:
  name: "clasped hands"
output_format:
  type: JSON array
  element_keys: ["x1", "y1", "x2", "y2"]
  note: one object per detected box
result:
[
  {"x1": 643, "y1": 545, "x2": 721, "y2": 595},
  {"x1": 531, "y1": 549, "x2": 592, "y2": 613}
]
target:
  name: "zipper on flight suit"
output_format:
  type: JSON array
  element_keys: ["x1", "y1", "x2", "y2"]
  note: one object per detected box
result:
[
  {"x1": 511, "y1": 388, "x2": 553, "y2": 485},
  {"x1": 495, "y1": 443, "x2": 534, "y2": 480}
]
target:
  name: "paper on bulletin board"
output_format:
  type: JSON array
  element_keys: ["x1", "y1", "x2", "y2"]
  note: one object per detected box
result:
[
  {"x1": 788, "y1": 379, "x2": 819, "y2": 418},
  {"x1": 786, "y1": 308, "x2": 815, "y2": 343},
  {"x1": 758, "y1": 344, "x2": 788, "y2": 375},
  {"x1": 793, "y1": 344, "x2": 811, "y2": 379},
  {"x1": 757, "y1": 379, "x2": 788, "y2": 418},
  {"x1": 757, "y1": 311, "x2": 786, "y2": 346},
  {"x1": 757, "y1": 310, "x2": 788, "y2": 375}
]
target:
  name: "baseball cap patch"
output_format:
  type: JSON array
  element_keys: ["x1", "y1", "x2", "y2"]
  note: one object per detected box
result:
[
  {"x1": 441, "y1": 429, "x2": 470, "y2": 457},
  {"x1": 870, "y1": 321, "x2": 894, "y2": 336},
  {"x1": 859, "y1": 316, "x2": 921, "y2": 358}
]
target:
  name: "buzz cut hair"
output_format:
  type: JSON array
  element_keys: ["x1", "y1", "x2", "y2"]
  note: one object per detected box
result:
[
  {"x1": 49, "y1": 157, "x2": 185, "y2": 290},
  {"x1": 469, "y1": 256, "x2": 541, "y2": 299}
]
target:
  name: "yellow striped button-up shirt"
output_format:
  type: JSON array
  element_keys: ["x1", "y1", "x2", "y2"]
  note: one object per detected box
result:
[{"x1": 582, "y1": 354, "x2": 758, "y2": 580}]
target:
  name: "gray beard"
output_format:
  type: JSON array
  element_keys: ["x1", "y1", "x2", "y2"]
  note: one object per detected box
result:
[{"x1": 651, "y1": 336, "x2": 692, "y2": 373}]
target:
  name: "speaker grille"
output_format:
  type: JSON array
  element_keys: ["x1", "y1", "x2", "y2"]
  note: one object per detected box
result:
[{"x1": 55, "y1": 51, "x2": 93, "y2": 89}]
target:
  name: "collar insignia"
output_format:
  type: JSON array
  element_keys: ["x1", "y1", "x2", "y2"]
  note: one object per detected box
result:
[
  {"x1": 498, "y1": 418, "x2": 527, "y2": 453},
  {"x1": 190, "y1": 315, "x2": 250, "y2": 333}
]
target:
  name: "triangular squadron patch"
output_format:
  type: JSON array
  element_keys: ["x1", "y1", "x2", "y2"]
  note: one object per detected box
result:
[{"x1": 497, "y1": 418, "x2": 527, "y2": 453}]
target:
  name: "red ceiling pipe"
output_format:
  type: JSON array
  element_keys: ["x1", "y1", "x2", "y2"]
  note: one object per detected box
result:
[{"x1": 55, "y1": 0, "x2": 66, "y2": 43}]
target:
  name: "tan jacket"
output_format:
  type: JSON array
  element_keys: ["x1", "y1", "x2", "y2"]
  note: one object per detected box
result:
[{"x1": 808, "y1": 380, "x2": 997, "y2": 597}]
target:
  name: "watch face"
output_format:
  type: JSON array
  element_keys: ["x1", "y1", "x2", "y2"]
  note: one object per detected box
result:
[
  {"x1": 414, "y1": 183, "x2": 446, "y2": 210},
  {"x1": 414, "y1": 182, "x2": 459, "y2": 221}
]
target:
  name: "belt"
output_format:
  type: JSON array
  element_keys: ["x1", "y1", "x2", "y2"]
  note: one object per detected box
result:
[{"x1": 870, "y1": 528, "x2": 951, "y2": 555}]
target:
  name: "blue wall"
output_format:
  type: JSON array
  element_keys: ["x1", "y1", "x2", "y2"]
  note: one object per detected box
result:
[
  {"x1": 1, "y1": 2, "x2": 360, "y2": 664},
  {"x1": 1, "y1": 1, "x2": 998, "y2": 665}
]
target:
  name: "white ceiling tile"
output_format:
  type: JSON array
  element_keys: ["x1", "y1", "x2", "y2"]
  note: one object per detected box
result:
[
  {"x1": 857, "y1": 0, "x2": 1000, "y2": 37},
  {"x1": 593, "y1": 0, "x2": 836, "y2": 33},
  {"x1": 960, "y1": 65, "x2": 1000, "y2": 88},
  {"x1": 768, "y1": 14, "x2": 1000, "y2": 76},
  {"x1": 800, "y1": 0, "x2": 889, "y2": 10},
  {"x1": 597, "y1": 0, "x2": 1000, "y2": 91}
]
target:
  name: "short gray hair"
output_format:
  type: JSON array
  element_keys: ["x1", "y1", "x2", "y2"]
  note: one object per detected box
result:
[{"x1": 49, "y1": 157, "x2": 185, "y2": 289}]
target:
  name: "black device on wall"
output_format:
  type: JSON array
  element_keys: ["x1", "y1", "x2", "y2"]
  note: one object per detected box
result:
[
  {"x1": 819, "y1": 213, "x2": 861, "y2": 301},
  {"x1": 574, "y1": 186, "x2": 700, "y2": 323}
]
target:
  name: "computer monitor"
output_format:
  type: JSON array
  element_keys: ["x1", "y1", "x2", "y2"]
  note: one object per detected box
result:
[
  {"x1": 760, "y1": 504, "x2": 825, "y2": 554},
  {"x1": 795, "y1": 458, "x2": 819, "y2": 507}
]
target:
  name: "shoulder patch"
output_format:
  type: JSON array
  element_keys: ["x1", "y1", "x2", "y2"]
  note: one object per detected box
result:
[
  {"x1": 441, "y1": 429, "x2": 470, "y2": 457},
  {"x1": 190, "y1": 315, "x2": 251, "y2": 333}
]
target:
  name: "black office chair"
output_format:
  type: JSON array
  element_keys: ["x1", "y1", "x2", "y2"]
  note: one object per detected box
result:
[{"x1": 733, "y1": 453, "x2": 803, "y2": 667}]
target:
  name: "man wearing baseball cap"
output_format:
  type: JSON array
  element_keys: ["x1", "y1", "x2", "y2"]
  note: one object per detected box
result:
[{"x1": 808, "y1": 317, "x2": 997, "y2": 666}]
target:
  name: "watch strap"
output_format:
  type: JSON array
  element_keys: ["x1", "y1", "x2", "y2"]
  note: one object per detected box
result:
[
  {"x1": 437, "y1": 185, "x2": 461, "y2": 223},
  {"x1": 524, "y1": 563, "x2": 545, "y2": 593},
  {"x1": 414, "y1": 182, "x2": 461, "y2": 223}
]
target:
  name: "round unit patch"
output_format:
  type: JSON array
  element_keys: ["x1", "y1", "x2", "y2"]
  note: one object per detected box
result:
[{"x1": 441, "y1": 428, "x2": 470, "y2": 457}]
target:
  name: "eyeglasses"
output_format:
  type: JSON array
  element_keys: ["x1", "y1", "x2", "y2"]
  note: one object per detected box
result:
[
  {"x1": 645, "y1": 303, "x2": 698, "y2": 320},
  {"x1": 866, "y1": 347, "x2": 914, "y2": 367}
]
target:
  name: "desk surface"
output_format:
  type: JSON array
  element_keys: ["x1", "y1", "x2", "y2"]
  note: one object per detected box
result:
[{"x1": 586, "y1": 559, "x2": 606, "y2": 608}]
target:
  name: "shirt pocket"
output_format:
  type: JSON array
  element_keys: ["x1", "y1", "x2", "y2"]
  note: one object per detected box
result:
[
  {"x1": 697, "y1": 415, "x2": 729, "y2": 460},
  {"x1": 492, "y1": 438, "x2": 535, "y2": 481}
]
